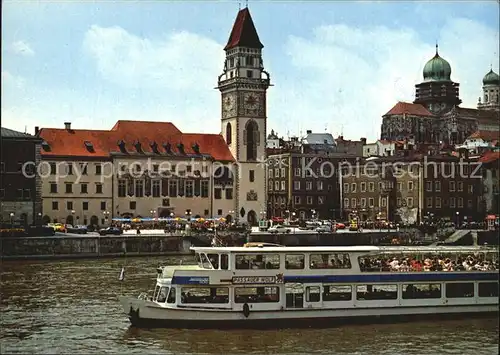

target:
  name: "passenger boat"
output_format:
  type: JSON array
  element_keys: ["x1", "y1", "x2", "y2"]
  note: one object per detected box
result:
[{"x1": 119, "y1": 245, "x2": 499, "y2": 328}]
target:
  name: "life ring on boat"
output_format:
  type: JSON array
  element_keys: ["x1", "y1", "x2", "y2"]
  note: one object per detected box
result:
[{"x1": 243, "y1": 303, "x2": 250, "y2": 318}]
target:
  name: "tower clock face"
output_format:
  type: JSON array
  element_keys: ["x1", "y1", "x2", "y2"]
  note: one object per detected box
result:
[
  {"x1": 223, "y1": 94, "x2": 236, "y2": 118},
  {"x1": 243, "y1": 92, "x2": 259, "y2": 110}
]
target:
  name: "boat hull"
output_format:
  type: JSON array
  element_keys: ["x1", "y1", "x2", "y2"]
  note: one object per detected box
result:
[{"x1": 119, "y1": 296, "x2": 498, "y2": 329}]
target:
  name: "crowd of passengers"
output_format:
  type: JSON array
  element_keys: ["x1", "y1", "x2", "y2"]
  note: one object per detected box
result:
[{"x1": 359, "y1": 254, "x2": 498, "y2": 272}]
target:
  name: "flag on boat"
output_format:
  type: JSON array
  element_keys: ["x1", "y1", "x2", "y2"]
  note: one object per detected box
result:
[{"x1": 119, "y1": 267, "x2": 125, "y2": 281}]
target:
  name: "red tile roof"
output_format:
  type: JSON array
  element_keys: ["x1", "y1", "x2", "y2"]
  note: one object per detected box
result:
[
  {"x1": 479, "y1": 151, "x2": 500, "y2": 164},
  {"x1": 39, "y1": 121, "x2": 234, "y2": 161},
  {"x1": 384, "y1": 102, "x2": 434, "y2": 117},
  {"x1": 468, "y1": 130, "x2": 500, "y2": 142},
  {"x1": 224, "y1": 8, "x2": 263, "y2": 50}
]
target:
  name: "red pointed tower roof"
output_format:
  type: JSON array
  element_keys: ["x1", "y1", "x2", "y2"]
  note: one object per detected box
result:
[{"x1": 224, "y1": 7, "x2": 263, "y2": 50}]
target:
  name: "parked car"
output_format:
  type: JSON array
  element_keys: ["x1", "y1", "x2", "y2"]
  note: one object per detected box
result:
[
  {"x1": 98, "y1": 227, "x2": 122, "y2": 236},
  {"x1": 52, "y1": 223, "x2": 66, "y2": 233},
  {"x1": 335, "y1": 222, "x2": 346, "y2": 230},
  {"x1": 66, "y1": 224, "x2": 88, "y2": 234},
  {"x1": 316, "y1": 225, "x2": 330, "y2": 233},
  {"x1": 268, "y1": 225, "x2": 291, "y2": 234}
]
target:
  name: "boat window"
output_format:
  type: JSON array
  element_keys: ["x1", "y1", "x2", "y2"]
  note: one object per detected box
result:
[
  {"x1": 167, "y1": 287, "x2": 176, "y2": 303},
  {"x1": 445, "y1": 283, "x2": 474, "y2": 298},
  {"x1": 157, "y1": 286, "x2": 168, "y2": 303},
  {"x1": 207, "y1": 254, "x2": 219, "y2": 269},
  {"x1": 200, "y1": 253, "x2": 212, "y2": 269},
  {"x1": 356, "y1": 284, "x2": 397, "y2": 300},
  {"x1": 181, "y1": 287, "x2": 229, "y2": 304},
  {"x1": 402, "y1": 284, "x2": 441, "y2": 299},
  {"x1": 323, "y1": 285, "x2": 352, "y2": 301},
  {"x1": 285, "y1": 254, "x2": 305, "y2": 269},
  {"x1": 235, "y1": 287, "x2": 280, "y2": 303},
  {"x1": 195, "y1": 253, "x2": 203, "y2": 268},
  {"x1": 235, "y1": 254, "x2": 280, "y2": 269},
  {"x1": 478, "y1": 282, "x2": 499, "y2": 297},
  {"x1": 310, "y1": 253, "x2": 351, "y2": 269},
  {"x1": 220, "y1": 254, "x2": 229, "y2": 270},
  {"x1": 153, "y1": 285, "x2": 160, "y2": 300},
  {"x1": 305, "y1": 286, "x2": 321, "y2": 302}
]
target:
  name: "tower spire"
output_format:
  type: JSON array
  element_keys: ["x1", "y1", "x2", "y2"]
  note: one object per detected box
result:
[{"x1": 435, "y1": 41, "x2": 439, "y2": 55}]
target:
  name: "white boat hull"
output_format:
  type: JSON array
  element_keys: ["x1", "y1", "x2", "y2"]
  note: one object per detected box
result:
[{"x1": 119, "y1": 296, "x2": 498, "y2": 329}]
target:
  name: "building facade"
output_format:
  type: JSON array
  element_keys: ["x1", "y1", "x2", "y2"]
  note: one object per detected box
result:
[
  {"x1": 340, "y1": 155, "x2": 484, "y2": 223},
  {"x1": 0, "y1": 127, "x2": 42, "y2": 225},
  {"x1": 480, "y1": 152, "x2": 500, "y2": 216},
  {"x1": 381, "y1": 46, "x2": 499, "y2": 146}
]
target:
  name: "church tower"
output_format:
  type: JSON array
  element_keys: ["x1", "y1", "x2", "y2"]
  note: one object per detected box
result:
[
  {"x1": 477, "y1": 67, "x2": 500, "y2": 111},
  {"x1": 414, "y1": 45, "x2": 462, "y2": 115},
  {"x1": 218, "y1": 7, "x2": 271, "y2": 225}
]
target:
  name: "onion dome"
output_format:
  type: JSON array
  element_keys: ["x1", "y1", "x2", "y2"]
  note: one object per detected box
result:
[
  {"x1": 423, "y1": 44, "x2": 452, "y2": 82},
  {"x1": 483, "y1": 68, "x2": 500, "y2": 85}
]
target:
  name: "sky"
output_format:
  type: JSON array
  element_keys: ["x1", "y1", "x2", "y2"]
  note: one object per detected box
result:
[{"x1": 2, "y1": 0, "x2": 499, "y2": 142}]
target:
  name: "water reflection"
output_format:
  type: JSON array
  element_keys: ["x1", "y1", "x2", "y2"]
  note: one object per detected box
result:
[{"x1": 1, "y1": 257, "x2": 498, "y2": 355}]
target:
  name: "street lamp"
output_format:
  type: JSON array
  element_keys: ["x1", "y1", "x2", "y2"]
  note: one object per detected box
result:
[
  {"x1": 311, "y1": 209, "x2": 316, "y2": 221},
  {"x1": 9, "y1": 212, "x2": 14, "y2": 225},
  {"x1": 185, "y1": 209, "x2": 192, "y2": 222},
  {"x1": 456, "y1": 211, "x2": 460, "y2": 228},
  {"x1": 103, "y1": 211, "x2": 110, "y2": 226},
  {"x1": 229, "y1": 210, "x2": 235, "y2": 224}
]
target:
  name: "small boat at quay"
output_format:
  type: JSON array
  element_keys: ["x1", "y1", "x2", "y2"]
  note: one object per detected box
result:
[{"x1": 119, "y1": 245, "x2": 499, "y2": 329}]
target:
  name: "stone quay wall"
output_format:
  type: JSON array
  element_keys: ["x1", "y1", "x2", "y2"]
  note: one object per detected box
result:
[{"x1": 0, "y1": 235, "x2": 190, "y2": 260}]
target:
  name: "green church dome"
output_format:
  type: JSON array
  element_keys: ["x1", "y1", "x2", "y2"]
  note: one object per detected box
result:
[
  {"x1": 423, "y1": 45, "x2": 452, "y2": 82},
  {"x1": 483, "y1": 69, "x2": 500, "y2": 85}
]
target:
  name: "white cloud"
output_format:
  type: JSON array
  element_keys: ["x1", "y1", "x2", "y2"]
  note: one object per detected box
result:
[
  {"x1": 11, "y1": 40, "x2": 35, "y2": 56},
  {"x1": 83, "y1": 25, "x2": 225, "y2": 91},
  {"x1": 270, "y1": 18, "x2": 499, "y2": 141},
  {"x1": 1, "y1": 71, "x2": 25, "y2": 89}
]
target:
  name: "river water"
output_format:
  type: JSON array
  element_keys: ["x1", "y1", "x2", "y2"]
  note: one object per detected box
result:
[{"x1": 1, "y1": 256, "x2": 498, "y2": 354}]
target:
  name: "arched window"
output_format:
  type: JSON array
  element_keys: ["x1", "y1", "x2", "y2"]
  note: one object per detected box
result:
[
  {"x1": 244, "y1": 120, "x2": 259, "y2": 161},
  {"x1": 485, "y1": 94, "x2": 489, "y2": 103},
  {"x1": 226, "y1": 123, "x2": 232, "y2": 145}
]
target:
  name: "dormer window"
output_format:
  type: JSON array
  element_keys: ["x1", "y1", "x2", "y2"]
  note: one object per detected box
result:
[
  {"x1": 134, "y1": 141, "x2": 142, "y2": 153},
  {"x1": 177, "y1": 143, "x2": 185, "y2": 154},
  {"x1": 84, "y1": 141, "x2": 94, "y2": 153},
  {"x1": 163, "y1": 142, "x2": 172, "y2": 154},
  {"x1": 41, "y1": 141, "x2": 51, "y2": 152},
  {"x1": 192, "y1": 143, "x2": 200, "y2": 155},
  {"x1": 150, "y1": 141, "x2": 160, "y2": 154},
  {"x1": 117, "y1": 140, "x2": 127, "y2": 153}
]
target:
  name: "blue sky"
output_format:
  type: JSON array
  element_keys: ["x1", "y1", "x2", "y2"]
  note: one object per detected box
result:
[{"x1": 2, "y1": 0, "x2": 499, "y2": 141}]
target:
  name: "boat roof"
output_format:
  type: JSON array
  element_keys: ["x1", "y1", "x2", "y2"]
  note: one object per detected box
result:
[{"x1": 191, "y1": 245, "x2": 497, "y2": 253}]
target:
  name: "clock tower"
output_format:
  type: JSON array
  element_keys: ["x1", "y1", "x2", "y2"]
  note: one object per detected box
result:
[{"x1": 218, "y1": 6, "x2": 271, "y2": 225}]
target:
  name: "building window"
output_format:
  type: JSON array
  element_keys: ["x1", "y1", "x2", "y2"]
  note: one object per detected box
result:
[
  {"x1": 435, "y1": 181, "x2": 441, "y2": 192},
  {"x1": 407, "y1": 197, "x2": 413, "y2": 208},
  {"x1": 295, "y1": 168, "x2": 301, "y2": 177},
  {"x1": 351, "y1": 183, "x2": 356, "y2": 193},
  {"x1": 306, "y1": 181, "x2": 312, "y2": 190},
  {"x1": 467, "y1": 199, "x2": 473, "y2": 209},
  {"x1": 67, "y1": 163, "x2": 73, "y2": 175},
  {"x1": 343, "y1": 183, "x2": 349, "y2": 193},
  {"x1": 152, "y1": 180, "x2": 160, "y2": 197},
  {"x1": 118, "y1": 179, "x2": 126, "y2": 197},
  {"x1": 67, "y1": 201, "x2": 73, "y2": 210},
  {"x1": 397, "y1": 198, "x2": 402, "y2": 207},
  {"x1": 217, "y1": 209, "x2": 223, "y2": 215},
  {"x1": 82, "y1": 202, "x2": 89, "y2": 211},
  {"x1": 245, "y1": 120, "x2": 258, "y2": 161},
  {"x1": 225, "y1": 188, "x2": 233, "y2": 199},
  {"x1": 368, "y1": 198, "x2": 374, "y2": 207},
  {"x1": 280, "y1": 181, "x2": 285, "y2": 191},
  {"x1": 169, "y1": 180, "x2": 178, "y2": 197},
  {"x1": 81, "y1": 183, "x2": 88, "y2": 194},
  {"x1": 95, "y1": 164, "x2": 102, "y2": 175},
  {"x1": 458, "y1": 197, "x2": 463, "y2": 208},
  {"x1": 317, "y1": 181, "x2": 323, "y2": 191},
  {"x1": 96, "y1": 184, "x2": 103, "y2": 194},
  {"x1": 130, "y1": 201, "x2": 136, "y2": 210},
  {"x1": 307, "y1": 196, "x2": 313, "y2": 204},
  {"x1": 275, "y1": 181, "x2": 279, "y2": 190},
  {"x1": 426, "y1": 181, "x2": 432, "y2": 191},
  {"x1": 449, "y1": 181, "x2": 456, "y2": 192},
  {"x1": 450, "y1": 197, "x2": 456, "y2": 208},
  {"x1": 135, "y1": 180, "x2": 144, "y2": 197},
  {"x1": 361, "y1": 198, "x2": 366, "y2": 208},
  {"x1": 249, "y1": 170, "x2": 255, "y2": 182},
  {"x1": 281, "y1": 168, "x2": 286, "y2": 178},
  {"x1": 52, "y1": 201, "x2": 58, "y2": 210},
  {"x1": 426, "y1": 197, "x2": 432, "y2": 208},
  {"x1": 268, "y1": 169, "x2": 273, "y2": 178},
  {"x1": 269, "y1": 183, "x2": 273, "y2": 191},
  {"x1": 397, "y1": 182, "x2": 402, "y2": 192},
  {"x1": 201, "y1": 180, "x2": 209, "y2": 198},
  {"x1": 101, "y1": 201, "x2": 106, "y2": 210},
  {"x1": 50, "y1": 162, "x2": 57, "y2": 175},
  {"x1": 294, "y1": 196, "x2": 301, "y2": 205},
  {"x1": 275, "y1": 168, "x2": 279, "y2": 177},
  {"x1": 318, "y1": 196, "x2": 324, "y2": 204},
  {"x1": 50, "y1": 183, "x2": 57, "y2": 193},
  {"x1": 185, "y1": 180, "x2": 194, "y2": 197},
  {"x1": 214, "y1": 188, "x2": 222, "y2": 199},
  {"x1": 344, "y1": 198, "x2": 349, "y2": 208},
  {"x1": 246, "y1": 70, "x2": 253, "y2": 78},
  {"x1": 360, "y1": 182, "x2": 366, "y2": 192},
  {"x1": 153, "y1": 164, "x2": 159, "y2": 173},
  {"x1": 468, "y1": 185, "x2": 473, "y2": 194},
  {"x1": 368, "y1": 182, "x2": 374, "y2": 192},
  {"x1": 294, "y1": 181, "x2": 301, "y2": 190},
  {"x1": 408, "y1": 181, "x2": 413, "y2": 191},
  {"x1": 436, "y1": 197, "x2": 441, "y2": 208},
  {"x1": 351, "y1": 198, "x2": 356, "y2": 208},
  {"x1": 65, "y1": 183, "x2": 72, "y2": 193}
]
